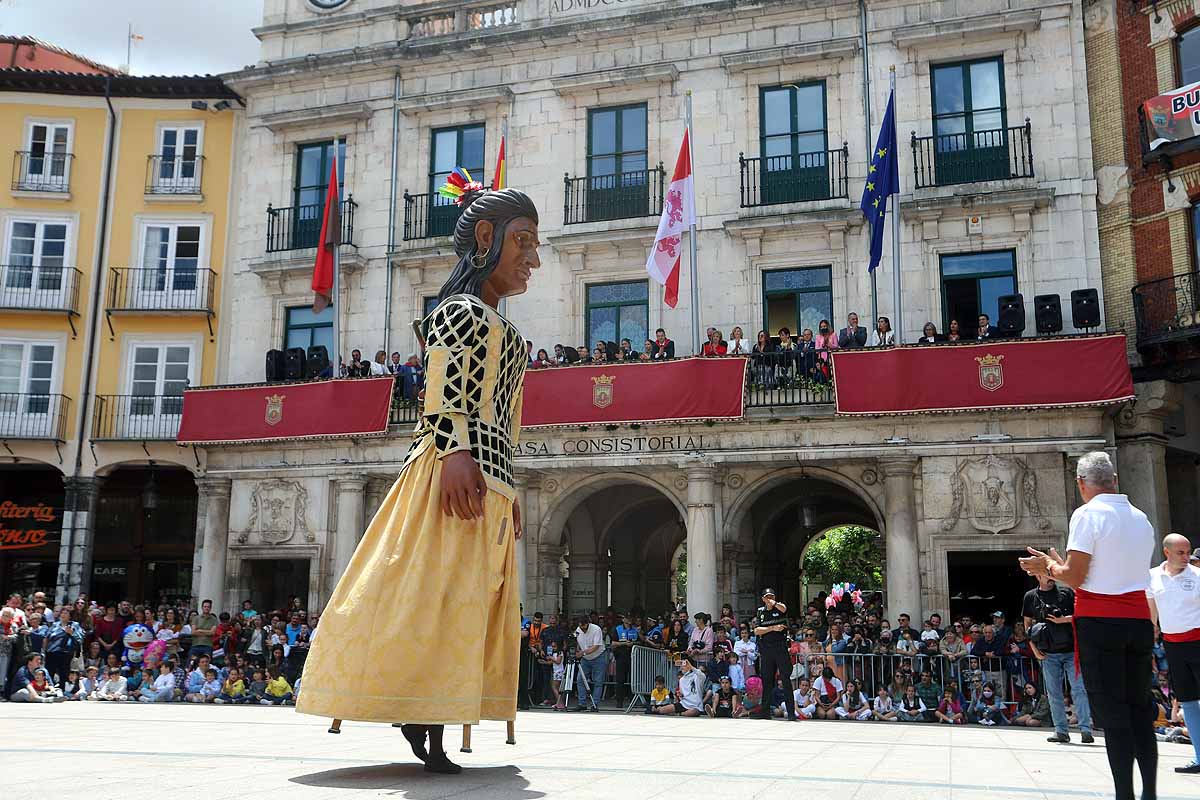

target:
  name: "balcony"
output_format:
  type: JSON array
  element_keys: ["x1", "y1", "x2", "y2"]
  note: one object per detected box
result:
[
  {"x1": 745, "y1": 351, "x2": 835, "y2": 408},
  {"x1": 1133, "y1": 270, "x2": 1200, "y2": 356},
  {"x1": 402, "y1": 191, "x2": 460, "y2": 242},
  {"x1": 145, "y1": 155, "x2": 204, "y2": 197},
  {"x1": 910, "y1": 121, "x2": 1034, "y2": 189},
  {"x1": 564, "y1": 166, "x2": 664, "y2": 225},
  {"x1": 105, "y1": 266, "x2": 217, "y2": 336},
  {"x1": 265, "y1": 196, "x2": 357, "y2": 253},
  {"x1": 389, "y1": 396, "x2": 420, "y2": 426},
  {"x1": 0, "y1": 264, "x2": 83, "y2": 333},
  {"x1": 0, "y1": 392, "x2": 71, "y2": 442},
  {"x1": 92, "y1": 394, "x2": 184, "y2": 441},
  {"x1": 739, "y1": 146, "x2": 850, "y2": 208},
  {"x1": 11, "y1": 151, "x2": 73, "y2": 195}
]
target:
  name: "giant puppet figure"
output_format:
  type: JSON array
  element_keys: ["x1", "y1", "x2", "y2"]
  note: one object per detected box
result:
[{"x1": 297, "y1": 173, "x2": 539, "y2": 775}]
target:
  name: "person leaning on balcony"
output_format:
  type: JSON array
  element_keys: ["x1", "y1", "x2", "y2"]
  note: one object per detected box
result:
[
  {"x1": 919, "y1": 322, "x2": 946, "y2": 344},
  {"x1": 652, "y1": 328, "x2": 674, "y2": 360},
  {"x1": 838, "y1": 312, "x2": 868, "y2": 349},
  {"x1": 814, "y1": 320, "x2": 838, "y2": 382},
  {"x1": 868, "y1": 316, "x2": 895, "y2": 347},
  {"x1": 702, "y1": 329, "x2": 727, "y2": 357},
  {"x1": 346, "y1": 349, "x2": 370, "y2": 377},
  {"x1": 370, "y1": 350, "x2": 388, "y2": 376},
  {"x1": 728, "y1": 326, "x2": 752, "y2": 355},
  {"x1": 947, "y1": 319, "x2": 962, "y2": 341},
  {"x1": 976, "y1": 314, "x2": 999, "y2": 340}
]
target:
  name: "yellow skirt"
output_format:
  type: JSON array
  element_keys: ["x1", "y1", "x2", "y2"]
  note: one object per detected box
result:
[{"x1": 295, "y1": 440, "x2": 519, "y2": 725}]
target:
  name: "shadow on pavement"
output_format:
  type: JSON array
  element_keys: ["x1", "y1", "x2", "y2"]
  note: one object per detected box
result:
[{"x1": 290, "y1": 763, "x2": 544, "y2": 797}]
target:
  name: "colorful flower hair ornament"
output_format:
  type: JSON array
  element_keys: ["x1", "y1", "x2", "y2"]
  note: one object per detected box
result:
[{"x1": 437, "y1": 167, "x2": 485, "y2": 206}]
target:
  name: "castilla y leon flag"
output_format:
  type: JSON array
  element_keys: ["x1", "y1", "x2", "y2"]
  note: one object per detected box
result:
[
  {"x1": 646, "y1": 127, "x2": 695, "y2": 308},
  {"x1": 310, "y1": 157, "x2": 340, "y2": 314}
]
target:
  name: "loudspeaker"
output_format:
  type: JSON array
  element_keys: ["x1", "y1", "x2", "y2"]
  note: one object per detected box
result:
[
  {"x1": 285, "y1": 347, "x2": 306, "y2": 380},
  {"x1": 1034, "y1": 294, "x2": 1063, "y2": 334},
  {"x1": 997, "y1": 293, "x2": 1025, "y2": 336},
  {"x1": 265, "y1": 349, "x2": 286, "y2": 382},
  {"x1": 1071, "y1": 288, "x2": 1100, "y2": 329},
  {"x1": 306, "y1": 345, "x2": 330, "y2": 379}
]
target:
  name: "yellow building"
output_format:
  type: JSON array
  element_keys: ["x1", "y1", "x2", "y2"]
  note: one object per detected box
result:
[{"x1": 0, "y1": 67, "x2": 241, "y2": 604}]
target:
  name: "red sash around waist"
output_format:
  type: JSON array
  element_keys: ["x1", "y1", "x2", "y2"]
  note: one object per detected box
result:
[
  {"x1": 1072, "y1": 589, "x2": 1151, "y2": 675},
  {"x1": 1163, "y1": 628, "x2": 1200, "y2": 643},
  {"x1": 1074, "y1": 588, "x2": 1151, "y2": 620}
]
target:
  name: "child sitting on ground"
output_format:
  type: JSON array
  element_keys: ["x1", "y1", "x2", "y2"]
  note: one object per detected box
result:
[
  {"x1": 646, "y1": 674, "x2": 671, "y2": 713},
  {"x1": 935, "y1": 688, "x2": 964, "y2": 724},
  {"x1": 264, "y1": 666, "x2": 294, "y2": 705},
  {"x1": 215, "y1": 667, "x2": 247, "y2": 704},
  {"x1": 246, "y1": 668, "x2": 269, "y2": 704},
  {"x1": 872, "y1": 685, "x2": 897, "y2": 721}
]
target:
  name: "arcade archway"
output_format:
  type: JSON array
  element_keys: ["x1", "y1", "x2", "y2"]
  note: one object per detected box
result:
[
  {"x1": 731, "y1": 472, "x2": 883, "y2": 614},
  {"x1": 553, "y1": 479, "x2": 684, "y2": 616}
]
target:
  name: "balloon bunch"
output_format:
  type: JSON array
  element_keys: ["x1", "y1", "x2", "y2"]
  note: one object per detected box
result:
[{"x1": 825, "y1": 582, "x2": 865, "y2": 611}]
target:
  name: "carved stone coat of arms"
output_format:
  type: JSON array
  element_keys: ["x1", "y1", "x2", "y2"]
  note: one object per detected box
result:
[
  {"x1": 942, "y1": 455, "x2": 1049, "y2": 533},
  {"x1": 245, "y1": 479, "x2": 310, "y2": 544}
]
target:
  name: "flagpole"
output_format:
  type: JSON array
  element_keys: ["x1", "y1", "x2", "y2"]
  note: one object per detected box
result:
[
  {"x1": 498, "y1": 117, "x2": 509, "y2": 318},
  {"x1": 889, "y1": 66, "x2": 902, "y2": 344},
  {"x1": 331, "y1": 137, "x2": 342, "y2": 375},
  {"x1": 685, "y1": 90, "x2": 700, "y2": 355}
]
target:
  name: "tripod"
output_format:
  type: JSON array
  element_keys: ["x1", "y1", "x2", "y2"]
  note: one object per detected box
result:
[{"x1": 566, "y1": 656, "x2": 600, "y2": 711}]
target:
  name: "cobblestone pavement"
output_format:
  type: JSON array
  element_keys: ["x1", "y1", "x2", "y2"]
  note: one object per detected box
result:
[{"x1": 4, "y1": 702, "x2": 1197, "y2": 799}]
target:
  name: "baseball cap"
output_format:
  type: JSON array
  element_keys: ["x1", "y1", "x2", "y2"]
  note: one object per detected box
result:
[
  {"x1": 1192, "y1": 547, "x2": 1200, "y2": 563},
  {"x1": 761, "y1": 587, "x2": 776, "y2": 597},
  {"x1": 991, "y1": 611, "x2": 1004, "y2": 618}
]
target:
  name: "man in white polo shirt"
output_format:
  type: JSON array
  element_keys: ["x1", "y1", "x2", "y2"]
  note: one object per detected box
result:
[
  {"x1": 1021, "y1": 451, "x2": 1158, "y2": 800},
  {"x1": 1147, "y1": 533, "x2": 1200, "y2": 774}
]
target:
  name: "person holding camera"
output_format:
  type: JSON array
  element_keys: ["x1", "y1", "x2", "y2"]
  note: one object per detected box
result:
[
  {"x1": 570, "y1": 615, "x2": 606, "y2": 712},
  {"x1": 752, "y1": 588, "x2": 796, "y2": 721},
  {"x1": 1023, "y1": 572, "x2": 1094, "y2": 744}
]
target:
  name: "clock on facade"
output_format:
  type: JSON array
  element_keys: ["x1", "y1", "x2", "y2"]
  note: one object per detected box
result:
[{"x1": 308, "y1": 0, "x2": 350, "y2": 10}]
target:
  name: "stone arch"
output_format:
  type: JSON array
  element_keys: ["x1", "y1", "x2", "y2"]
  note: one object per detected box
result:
[
  {"x1": 93, "y1": 453, "x2": 198, "y2": 477},
  {"x1": 725, "y1": 465, "x2": 885, "y2": 550},
  {"x1": 539, "y1": 470, "x2": 686, "y2": 548}
]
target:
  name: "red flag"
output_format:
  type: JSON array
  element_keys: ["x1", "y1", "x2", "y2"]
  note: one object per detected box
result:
[
  {"x1": 311, "y1": 158, "x2": 340, "y2": 313},
  {"x1": 492, "y1": 135, "x2": 506, "y2": 190},
  {"x1": 646, "y1": 128, "x2": 695, "y2": 308}
]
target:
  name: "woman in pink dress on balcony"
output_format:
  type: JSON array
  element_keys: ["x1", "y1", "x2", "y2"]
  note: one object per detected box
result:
[{"x1": 813, "y1": 319, "x2": 839, "y2": 382}]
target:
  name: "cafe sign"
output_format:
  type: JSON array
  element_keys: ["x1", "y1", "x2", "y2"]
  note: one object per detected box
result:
[{"x1": 0, "y1": 501, "x2": 61, "y2": 551}]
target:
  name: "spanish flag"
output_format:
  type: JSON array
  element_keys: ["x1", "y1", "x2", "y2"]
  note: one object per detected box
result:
[{"x1": 491, "y1": 135, "x2": 506, "y2": 190}]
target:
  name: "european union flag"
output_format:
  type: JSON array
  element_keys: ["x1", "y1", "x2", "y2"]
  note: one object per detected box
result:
[{"x1": 860, "y1": 88, "x2": 899, "y2": 272}]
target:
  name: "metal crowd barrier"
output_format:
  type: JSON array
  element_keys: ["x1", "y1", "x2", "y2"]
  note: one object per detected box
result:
[
  {"x1": 784, "y1": 651, "x2": 1041, "y2": 702},
  {"x1": 625, "y1": 644, "x2": 677, "y2": 713}
]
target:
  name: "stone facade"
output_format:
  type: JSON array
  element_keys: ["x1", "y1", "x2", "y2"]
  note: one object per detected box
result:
[{"x1": 197, "y1": 0, "x2": 1142, "y2": 621}]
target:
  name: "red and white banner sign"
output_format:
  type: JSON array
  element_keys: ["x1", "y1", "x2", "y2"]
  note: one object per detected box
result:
[
  {"x1": 646, "y1": 127, "x2": 695, "y2": 308},
  {"x1": 176, "y1": 377, "x2": 394, "y2": 445},
  {"x1": 831, "y1": 334, "x2": 1135, "y2": 415},
  {"x1": 521, "y1": 357, "x2": 745, "y2": 428}
]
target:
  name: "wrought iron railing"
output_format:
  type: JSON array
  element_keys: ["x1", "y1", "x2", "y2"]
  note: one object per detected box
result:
[
  {"x1": 739, "y1": 146, "x2": 850, "y2": 208},
  {"x1": 11, "y1": 151, "x2": 73, "y2": 192},
  {"x1": 564, "y1": 165, "x2": 665, "y2": 225},
  {"x1": 744, "y1": 351, "x2": 835, "y2": 408},
  {"x1": 402, "y1": 189, "x2": 475, "y2": 242},
  {"x1": 265, "y1": 196, "x2": 357, "y2": 253},
  {"x1": 0, "y1": 392, "x2": 71, "y2": 440},
  {"x1": 910, "y1": 120, "x2": 1034, "y2": 189},
  {"x1": 1132, "y1": 270, "x2": 1200, "y2": 349},
  {"x1": 145, "y1": 155, "x2": 205, "y2": 195},
  {"x1": 0, "y1": 264, "x2": 83, "y2": 314},
  {"x1": 92, "y1": 394, "x2": 185, "y2": 440},
  {"x1": 106, "y1": 267, "x2": 216, "y2": 312},
  {"x1": 389, "y1": 396, "x2": 421, "y2": 426}
]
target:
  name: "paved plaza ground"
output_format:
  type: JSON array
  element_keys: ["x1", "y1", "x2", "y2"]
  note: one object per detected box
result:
[{"x1": 4, "y1": 702, "x2": 1197, "y2": 799}]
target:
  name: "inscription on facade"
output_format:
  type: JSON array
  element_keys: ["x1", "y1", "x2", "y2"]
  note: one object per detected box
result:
[
  {"x1": 518, "y1": 434, "x2": 706, "y2": 457},
  {"x1": 551, "y1": 0, "x2": 640, "y2": 14}
]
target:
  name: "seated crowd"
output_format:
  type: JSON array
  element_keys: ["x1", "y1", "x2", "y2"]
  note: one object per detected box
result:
[{"x1": 1, "y1": 592, "x2": 313, "y2": 706}]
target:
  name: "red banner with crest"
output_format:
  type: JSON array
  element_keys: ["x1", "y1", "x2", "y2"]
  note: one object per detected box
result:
[
  {"x1": 521, "y1": 357, "x2": 747, "y2": 428},
  {"x1": 176, "y1": 377, "x2": 394, "y2": 445},
  {"x1": 831, "y1": 334, "x2": 1135, "y2": 415}
]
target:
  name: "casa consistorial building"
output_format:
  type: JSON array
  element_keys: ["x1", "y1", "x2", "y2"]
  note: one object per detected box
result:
[{"x1": 191, "y1": 0, "x2": 1164, "y2": 628}]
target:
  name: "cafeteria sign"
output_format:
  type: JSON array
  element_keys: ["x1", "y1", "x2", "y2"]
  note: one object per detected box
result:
[
  {"x1": 0, "y1": 501, "x2": 61, "y2": 551},
  {"x1": 1143, "y1": 80, "x2": 1200, "y2": 150}
]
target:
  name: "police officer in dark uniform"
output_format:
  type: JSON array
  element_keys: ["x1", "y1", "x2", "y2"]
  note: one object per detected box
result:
[{"x1": 753, "y1": 587, "x2": 796, "y2": 721}]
